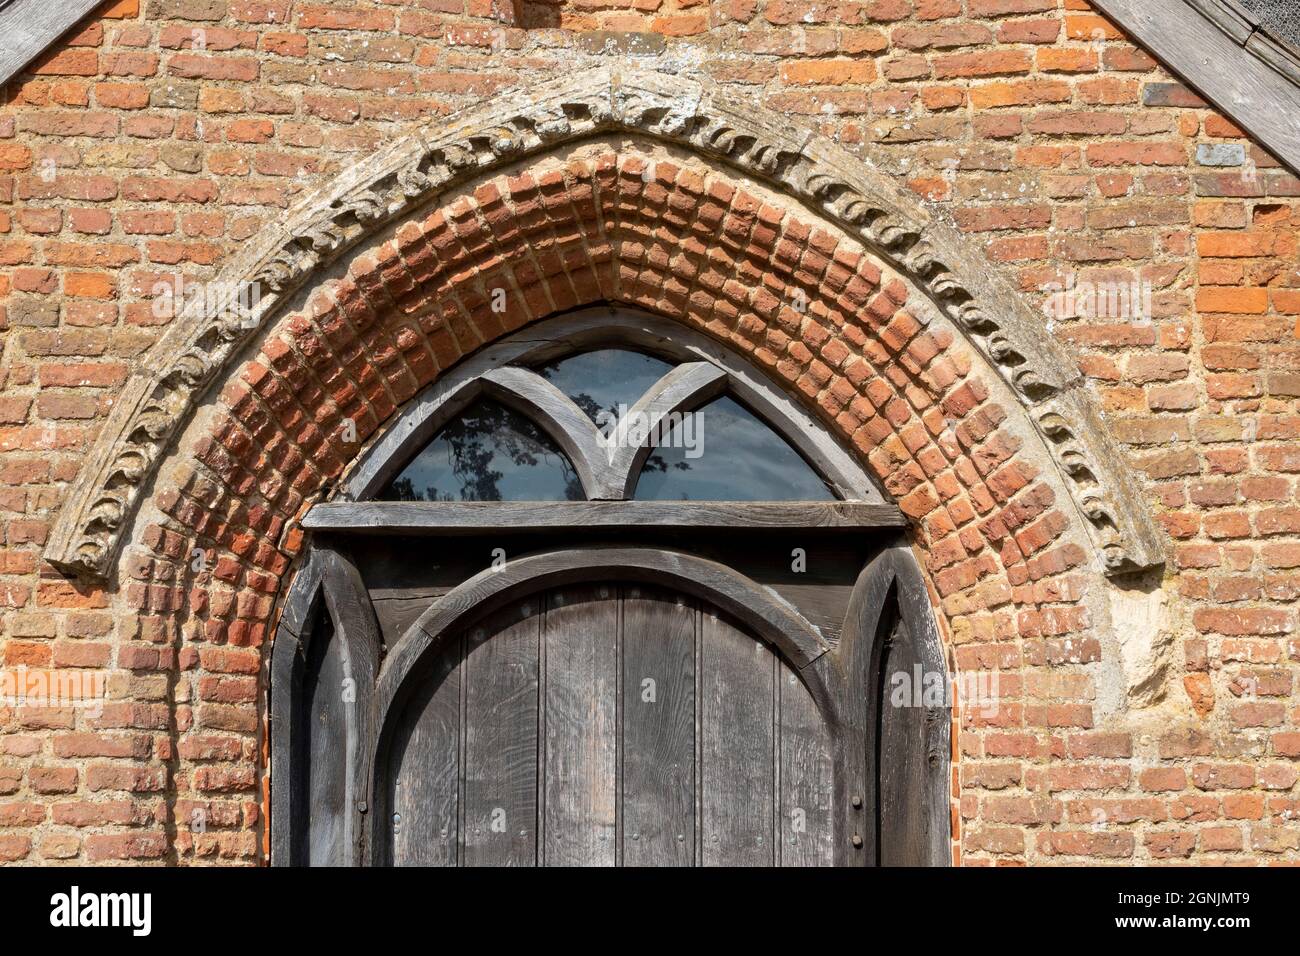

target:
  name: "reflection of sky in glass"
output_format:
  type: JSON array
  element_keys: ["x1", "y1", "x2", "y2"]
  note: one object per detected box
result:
[
  {"x1": 380, "y1": 399, "x2": 582, "y2": 502},
  {"x1": 634, "y1": 396, "x2": 835, "y2": 501},
  {"x1": 537, "y1": 349, "x2": 674, "y2": 426}
]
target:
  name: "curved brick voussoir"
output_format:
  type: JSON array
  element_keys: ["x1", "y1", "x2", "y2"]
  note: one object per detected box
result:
[
  {"x1": 45, "y1": 66, "x2": 1163, "y2": 584},
  {"x1": 136, "y1": 147, "x2": 1096, "y2": 678},
  {"x1": 119, "y1": 145, "x2": 1118, "y2": 868},
  {"x1": 119, "y1": 145, "x2": 1112, "y2": 865}
]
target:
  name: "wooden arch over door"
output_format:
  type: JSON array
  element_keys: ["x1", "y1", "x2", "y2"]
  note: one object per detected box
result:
[{"x1": 270, "y1": 307, "x2": 951, "y2": 867}]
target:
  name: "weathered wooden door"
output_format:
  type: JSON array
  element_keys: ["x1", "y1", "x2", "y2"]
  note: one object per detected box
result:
[
  {"x1": 270, "y1": 310, "x2": 950, "y2": 867},
  {"x1": 385, "y1": 583, "x2": 833, "y2": 867}
]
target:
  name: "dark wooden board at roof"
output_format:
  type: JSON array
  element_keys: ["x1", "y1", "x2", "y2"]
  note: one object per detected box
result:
[
  {"x1": 1091, "y1": 0, "x2": 1300, "y2": 179},
  {"x1": 0, "y1": 0, "x2": 102, "y2": 86}
]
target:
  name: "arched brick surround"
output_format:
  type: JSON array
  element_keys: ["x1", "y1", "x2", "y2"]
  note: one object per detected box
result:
[
  {"x1": 8, "y1": 0, "x2": 1300, "y2": 872},
  {"x1": 46, "y1": 67, "x2": 1163, "y2": 583},
  {"x1": 115, "y1": 139, "x2": 1105, "y2": 863}
]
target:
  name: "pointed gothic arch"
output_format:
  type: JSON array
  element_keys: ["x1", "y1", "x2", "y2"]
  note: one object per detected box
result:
[{"x1": 45, "y1": 66, "x2": 1163, "y2": 583}]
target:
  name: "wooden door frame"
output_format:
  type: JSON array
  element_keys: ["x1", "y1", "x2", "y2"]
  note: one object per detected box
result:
[
  {"x1": 841, "y1": 542, "x2": 952, "y2": 867},
  {"x1": 270, "y1": 525, "x2": 951, "y2": 867},
  {"x1": 268, "y1": 544, "x2": 381, "y2": 867},
  {"x1": 267, "y1": 305, "x2": 951, "y2": 866}
]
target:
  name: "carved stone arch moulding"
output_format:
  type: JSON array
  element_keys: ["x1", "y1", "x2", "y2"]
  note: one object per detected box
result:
[{"x1": 45, "y1": 66, "x2": 1164, "y2": 581}]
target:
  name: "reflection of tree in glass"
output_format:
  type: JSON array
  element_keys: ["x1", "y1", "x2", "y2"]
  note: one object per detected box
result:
[
  {"x1": 549, "y1": 386, "x2": 693, "y2": 478},
  {"x1": 385, "y1": 400, "x2": 583, "y2": 501},
  {"x1": 536, "y1": 351, "x2": 695, "y2": 479},
  {"x1": 643, "y1": 449, "x2": 691, "y2": 476},
  {"x1": 387, "y1": 475, "x2": 440, "y2": 502}
]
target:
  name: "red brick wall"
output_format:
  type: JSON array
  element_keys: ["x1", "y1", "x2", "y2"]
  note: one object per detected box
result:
[{"x1": 1, "y1": 0, "x2": 1298, "y2": 864}]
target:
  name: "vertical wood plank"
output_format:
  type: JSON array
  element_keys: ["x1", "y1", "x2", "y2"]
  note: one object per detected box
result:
[
  {"x1": 621, "y1": 586, "x2": 695, "y2": 866},
  {"x1": 303, "y1": 617, "x2": 347, "y2": 867},
  {"x1": 837, "y1": 547, "x2": 896, "y2": 866},
  {"x1": 694, "y1": 595, "x2": 703, "y2": 867},
  {"x1": 778, "y1": 662, "x2": 835, "y2": 866},
  {"x1": 879, "y1": 617, "x2": 929, "y2": 867},
  {"x1": 542, "y1": 585, "x2": 619, "y2": 866},
  {"x1": 700, "y1": 609, "x2": 775, "y2": 866},
  {"x1": 387, "y1": 642, "x2": 461, "y2": 866},
  {"x1": 461, "y1": 601, "x2": 541, "y2": 866},
  {"x1": 318, "y1": 546, "x2": 382, "y2": 866}
]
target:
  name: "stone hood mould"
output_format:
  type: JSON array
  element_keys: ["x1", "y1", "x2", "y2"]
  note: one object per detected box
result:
[{"x1": 43, "y1": 67, "x2": 1167, "y2": 581}]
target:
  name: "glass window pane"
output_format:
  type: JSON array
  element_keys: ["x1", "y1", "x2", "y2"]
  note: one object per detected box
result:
[
  {"x1": 379, "y1": 399, "x2": 584, "y2": 502},
  {"x1": 634, "y1": 395, "x2": 836, "y2": 501},
  {"x1": 535, "y1": 349, "x2": 674, "y2": 428}
]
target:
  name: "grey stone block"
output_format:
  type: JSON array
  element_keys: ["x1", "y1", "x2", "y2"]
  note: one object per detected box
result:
[{"x1": 1196, "y1": 143, "x2": 1247, "y2": 167}]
